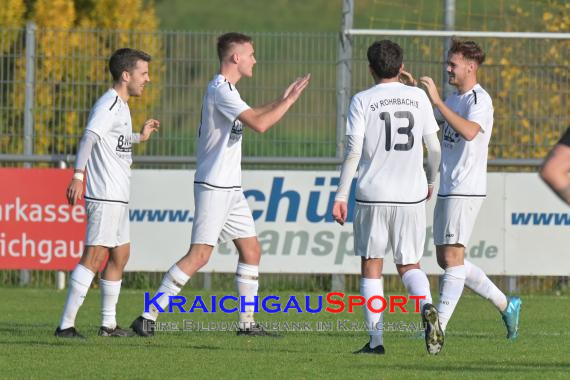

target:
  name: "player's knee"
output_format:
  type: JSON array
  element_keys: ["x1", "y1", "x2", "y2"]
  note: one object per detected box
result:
[
  {"x1": 108, "y1": 255, "x2": 129, "y2": 270},
  {"x1": 195, "y1": 255, "x2": 210, "y2": 269},
  {"x1": 189, "y1": 248, "x2": 212, "y2": 269},
  {"x1": 436, "y1": 253, "x2": 449, "y2": 269},
  {"x1": 80, "y1": 249, "x2": 107, "y2": 271}
]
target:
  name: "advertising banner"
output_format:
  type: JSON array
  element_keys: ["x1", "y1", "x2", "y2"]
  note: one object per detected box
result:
[
  {"x1": 1, "y1": 169, "x2": 568, "y2": 275},
  {"x1": 0, "y1": 169, "x2": 85, "y2": 270}
]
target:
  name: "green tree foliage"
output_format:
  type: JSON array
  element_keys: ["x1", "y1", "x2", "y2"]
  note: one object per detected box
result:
[
  {"x1": 485, "y1": 2, "x2": 569, "y2": 160},
  {"x1": 1, "y1": 0, "x2": 162, "y2": 156}
]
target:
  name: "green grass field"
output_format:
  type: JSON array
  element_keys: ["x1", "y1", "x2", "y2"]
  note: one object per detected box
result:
[{"x1": 1, "y1": 288, "x2": 568, "y2": 379}]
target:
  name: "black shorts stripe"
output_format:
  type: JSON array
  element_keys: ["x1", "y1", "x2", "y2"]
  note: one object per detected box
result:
[
  {"x1": 108, "y1": 96, "x2": 119, "y2": 111},
  {"x1": 437, "y1": 193, "x2": 486, "y2": 198},
  {"x1": 84, "y1": 196, "x2": 128, "y2": 205},
  {"x1": 355, "y1": 197, "x2": 427, "y2": 205},
  {"x1": 194, "y1": 181, "x2": 241, "y2": 190}
]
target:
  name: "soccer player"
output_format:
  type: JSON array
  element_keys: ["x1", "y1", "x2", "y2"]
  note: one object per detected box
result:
[
  {"x1": 332, "y1": 40, "x2": 443, "y2": 355},
  {"x1": 55, "y1": 48, "x2": 159, "y2": 338},
  {"x1": 130, "y1": 32, "x2": 310, "y2": 337},
  {"x1": 540, "y1": 128, "x2": 570, "y2": 205},
  {"x1": 419, "y1": 39, "x2": 521, "y2": 352}
]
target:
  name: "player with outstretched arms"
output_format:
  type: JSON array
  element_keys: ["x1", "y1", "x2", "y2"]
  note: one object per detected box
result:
[{"x1": 131, "y1": 32, "x2": 310, "y2": 337}]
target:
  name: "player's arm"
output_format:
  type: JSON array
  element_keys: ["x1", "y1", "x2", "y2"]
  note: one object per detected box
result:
[
  {"x1": 399, "y1": 70, "x2": 417, "y2": 86},
  {"x1": 419, "y1": 76, "x2": 481, "y2": 141},
  {"x1": 238, "y1": 74, "x2": 310, "y2": 133},
  {"x1": 540, "y1": 132, "x2": 570, "y2": 205},
  {"x1": 332, "y1": 135, "x2": 363, "y2": 225},
  {"x1": 66, "y1": 130, "x2": 99, "y2": 205},
  {"x1": 423, "y1": 132, "x2": 441, "y2": 200},
  {"x1": 136, "y1": 119, "x2": 160, "y2": 142}
]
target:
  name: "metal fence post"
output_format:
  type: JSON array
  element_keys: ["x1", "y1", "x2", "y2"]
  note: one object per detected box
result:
[
  {"x1": 507, "y1": 276, "x2": 518, "y2": 294},
  {"x1": 443, "y1": 0, "x2": 455, "y2": 99},
  {"x1": 337, "y1": 0, "x2": 353, "y2": 161},
  {"x1": 24, "y1": 21, "x2": 36, "y2": 162},
  {"x1": 20, "y1": 21, "x2": 36, "y2": 286},
  {"x1": 56, "y1": 161, "x2": 68, "y2": 290},
  {"x1": 203, "y1": 273, "x2": 212, "y2": 290},
  {"x1": 332, "y1": 0, "x2": 354, "y2": 293}
]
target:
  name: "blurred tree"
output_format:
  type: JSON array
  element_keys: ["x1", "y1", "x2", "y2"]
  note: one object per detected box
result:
[
  {"x1": 485, "y1": 2, "x2": 569, "y2": 160},
  {"x1": 0, "y1": 0, "x2": 26, "y2": 152},
  {"x1": 0, "y1": 0, "x2": 162, "y2": 156}
]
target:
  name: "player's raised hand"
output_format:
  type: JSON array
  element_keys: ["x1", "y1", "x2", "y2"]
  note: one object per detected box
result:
[
  {"x1": 283, "y1": 73, "x2": 311, "y2": 103},
  {"x1": 140, "y1": 118, "x2": 160, "y2": 141},
  {"x1": 400, "y1": 70, "x2": 417, "y2": 86},
  {"x1": 419, "y1": 76, "x2": 443, "y2": 107},
  {"x1": 332, "y1": 200, "x2": 348, "y2": 226},
  {"x1": 66, "y1": 177, "x2": 84, "y2": 205}
]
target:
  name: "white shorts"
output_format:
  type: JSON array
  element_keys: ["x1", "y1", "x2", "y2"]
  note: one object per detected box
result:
[
  {"x1": 433, "y1": 197, "x2": 484, "y2": 246},
  {"x1": 85, "y1": 201, "x2": 130, "y2": 247},
  {"x1": 191, "y1": 185, "x2": 256, "y2": 246},
  {"x1": 353, "y1": 202, "x2": 426, "y2": 265}
]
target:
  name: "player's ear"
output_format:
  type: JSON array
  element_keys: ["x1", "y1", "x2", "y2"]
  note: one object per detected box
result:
[
  {"x1": 399, "y1": 64, "x2": 404, "y2": 74},
  {"x1": 121, "y1": 70, "x2": 130, "y2": 83}
]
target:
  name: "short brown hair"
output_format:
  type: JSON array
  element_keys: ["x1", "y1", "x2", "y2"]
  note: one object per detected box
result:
[
  {"x1": 109, "y1": 48, "x2": 151, "y2": 83},
  {"x1": 217, "y1": 32, "x2": 253, "y2": 61},
  {"x1": 448, "y1": 39, "x2": 485, "y2": 65}
]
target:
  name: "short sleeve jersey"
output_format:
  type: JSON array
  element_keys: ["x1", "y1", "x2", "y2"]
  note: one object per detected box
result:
[
  {"x1": 437, "y1": 83, "x2": 493, "y2": 197},
  {"x1": 558, "y1": 128, "x2": 570, "y2": 147},
  {"x1": 194, "y1": 75, "x2": 251, "y2": 190},
  {"x1": 347, "y1": 82, "x2": 440, "y2": 204},
  {"x1": 85, "y1": 89, "x2": 133, "y2": 204}
]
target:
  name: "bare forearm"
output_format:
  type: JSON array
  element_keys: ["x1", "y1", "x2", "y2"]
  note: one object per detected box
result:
[
  {"x1": 540, "y1": 144, "x2": 570, "y2": 205},
  {"x1": 254, "y1": 99, "x2": 281, "y2": 114},
  {"x1": 241, "y1": 98, "x2": 295, "y2": 133},
  {"x1": 435, "y1": 101, "x2": 481, "y2": 141}
]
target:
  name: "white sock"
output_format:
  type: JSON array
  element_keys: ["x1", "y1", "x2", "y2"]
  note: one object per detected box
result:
[
  {"x1": 142, "y1": 264, "x2": 190, "y2": 321},
  {"x1": 100, "y1": 279, "x2": 121, "y2": 329},
  {"x1": 464, "y1": 259, "x2": 508, "y2": 312},
  {"x1": 59, "y1": 264, "x2": 95, "y2": 329},
  {"x1": 437, "y1": 265, "x2": 465, "y2": 332},
  {"x1": 360, "y1": 277, "x2": 384, "y2": 348},
  {"x1": 235, "y1": 262, "x2": 259, "y2": 329},
  {"x1": 401, "y1": 268, "x2": 432, "y2": 312}
]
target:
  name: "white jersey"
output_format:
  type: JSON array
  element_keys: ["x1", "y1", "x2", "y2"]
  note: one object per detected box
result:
[
  {"x1": 347, "y1": 82, "x2": 439, "y2": 204},
  {"x1": 438, "y1": 83, "x2": 493, "y2": 197},
  {"x1": 85, "y1": 89, "x2": 133, "y2": 204},
  {"x1": 195, "y1": 74, "x2": 251, "y2": 190}
]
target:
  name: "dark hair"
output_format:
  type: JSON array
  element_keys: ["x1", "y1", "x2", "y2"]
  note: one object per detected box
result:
[
  {"x1": 448, "y1": 39, "x2": 485, "y2": 65},
  {"x1": 367, "y1": 40, "x2": 403, "y2": 80},
  {"x1": 109, "y1": 48, "x2": 151, "y2": 83},
  {"x1": 217, "y1": 32, "x2": 253, "y2": 61}
]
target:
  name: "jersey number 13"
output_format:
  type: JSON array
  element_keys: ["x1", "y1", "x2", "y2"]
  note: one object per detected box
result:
[{"x1": 379, "y1": 111, "x2": 414, "y2": 151}]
